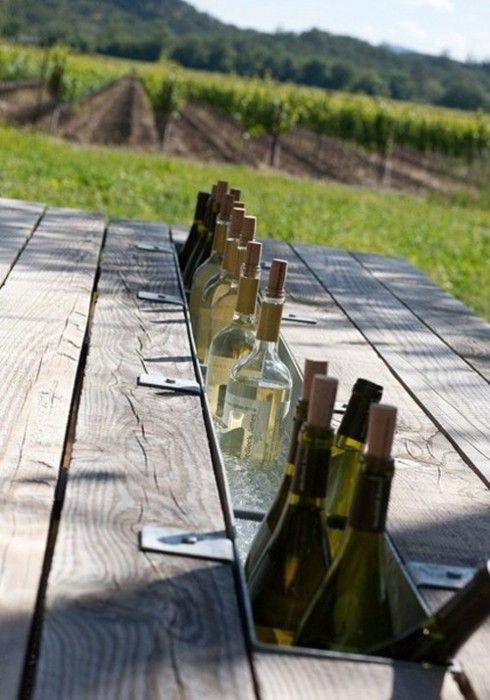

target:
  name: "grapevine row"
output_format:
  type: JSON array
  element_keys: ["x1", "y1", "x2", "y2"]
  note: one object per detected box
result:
[{"x1": 1, "y1": 42, "x2": 488, "y2": 160}]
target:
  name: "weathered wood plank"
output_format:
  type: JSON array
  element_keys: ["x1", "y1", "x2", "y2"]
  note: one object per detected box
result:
[
  {"x1": 422, "y1": 588, "x2": 490, "y2": 700},
  {"x1": 254, "y1": 652, "x2": 462, "y2": 700},
  {"x1": 262, "y1": 239, "x2": 489, "y2": 696},
  {"x1": 353, "y1": 252, "x2": 490, "y2": 381},
  {"x1": 0, "y1": 196, "x2": 44, "y2": 286},
  {"x1": 0, "y1": 206, "x2": 105, "y2": 699},
  {"x1": 263, "y1": 239, "x2": 489, "y2": 563},
  {"x1": 34, "y1": 218, "x2": 256, "y2": 699},
  {"x1": 293, "y1": 243, "x2": 490, "y2": 486}
]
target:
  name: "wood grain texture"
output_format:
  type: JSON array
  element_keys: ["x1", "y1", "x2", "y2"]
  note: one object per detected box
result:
[
  {"x1": 421, "y1": 588, "x2": 490, "y2": 700},
  {"x1": 0, "y1": 197, "x2": 44, "y2": 285},
  {"x1": 34, "y1": 218, "x2": 256, "y2": 699},
  {"x1": 254, "y1": 652, "x2": 462, "y2": 700},
  {"x1": 262, "y1": 239, "x2": 489, "y2": 696},
  {"x1": 0, "y1": 206, "x2": 105, "y2": 699},
  {"x1": 263, "y1": 238, "x2": 489, "y2": 566},
  {"x1": 353, "y1": 252, "x2": 490, "y2": 381},
  {"x1": 293, "y1": 243, "x2": 490, "y2": 486}
]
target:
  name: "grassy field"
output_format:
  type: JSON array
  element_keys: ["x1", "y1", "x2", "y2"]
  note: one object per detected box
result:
[{"x1": 0, "y1": 124, "x2": 488, "y2": 318}]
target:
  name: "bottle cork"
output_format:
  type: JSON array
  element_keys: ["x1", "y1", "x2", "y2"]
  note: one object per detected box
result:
[
  {"x1": 366, "y1": 404, "x2": 397, "y2": 461},
  {"x1": 302, "y1": 359, "x2": 329, "y2": 400},
  {"x1": 235, "y1": 242, "x2": 262, "y2": 315},
  {"x1": 216, "y1": 180, "x2": 228, "y2": 197},
  {"x1": 307, "y1": 376, "x2": 338, "y2": 429},
  {"x1": 223, "y1": 238, "x2": 238, "y2": 274},
  {"x1": 220, "y1": 193, "x2": 235, "y2": 222},
  {"x1": 230, "y1": 188, "x2": 241, "y2": 201},
  {"x1": 230, "y1": 207, "x2": 246, "y2": 238},
  {"x1": 266, "y1": 259, "x2": 288, "y2": 299},
  {"x1": 242, "y1": 241, "x2": 262, "y2": 278},
  {"x1": 239, "y1": 215, "x2": 256, "y2": 246}
]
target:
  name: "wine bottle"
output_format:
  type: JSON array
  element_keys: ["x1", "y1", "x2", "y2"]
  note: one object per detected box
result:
[
  {"x1": 326, "y1": 377, "x2": 383, "y2": 554},
  {"x1": 196, "y1": 207, "x2": 245, "y2": 363},
  {"x1": 296, "y1": 404, "x2": 397, "y2": 653},
  {"x1": 206, "y1": 240, "x2": 262, "y2": 421},
  {"x1": 249, "y1": 375, "x2": 338, "y2": 645},
  {"x1": 244, "y1": 358, "x2": 329, "y2": 579},
  {"x1": 178, "y1": 190, "x2": 211, "y2": 267},
  {"x1": 195, "y1": 185, "x2": 240, "y2": 273},
  {"x1": 210, "y1": 215, "x2": 257, "y2": 341},
  {"x1": 221, "y1": 259, "x2": 292, "y2": 464},
  {"x1": 368, "y1": 562, "x2": 490, "y2": 664},
  {"x1": 183, "y1": 182, "x2": 229, "y2": 287},
  {"x1": 189, "y1": 193, "x2": 235, "y2": 336}
]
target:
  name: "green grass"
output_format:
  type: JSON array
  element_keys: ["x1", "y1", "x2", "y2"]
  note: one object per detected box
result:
[{"x1": 1, "y1": 124, "x2": 488, "y2": 318}]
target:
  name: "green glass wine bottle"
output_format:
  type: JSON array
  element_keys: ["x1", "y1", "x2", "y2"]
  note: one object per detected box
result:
[
  {"x1": 368, "y1": 561, "x2": 490, "y2": 664},
  {"x1": 249, "y1": 375, "x2": 338, "y2": 645},
  {"x1": 296, "y1": 403, "x2": 397, "y2": 653},
  {"x1": 326, "y1": 377, "x2": 383, "y2": 554},
  {"x1": 244, "y1": 358, "x2": 329, "y2": 579},
  {"x1": 178, "y1": 189, "x2": 211, "y2": 268},
  {"x1": 183, "y1": 182, "x2": 228, "y2": 287},
  {"x1": 206, "y1": 240, "x2": 262, "y2": 421},
  {"x1": 220, "y1": 260, "x2": 291, "y2": 465}
]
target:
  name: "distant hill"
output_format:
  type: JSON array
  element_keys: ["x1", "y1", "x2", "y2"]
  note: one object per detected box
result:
[{"x1": 1, "y1": 0, "x2": 489, "y2": 110}]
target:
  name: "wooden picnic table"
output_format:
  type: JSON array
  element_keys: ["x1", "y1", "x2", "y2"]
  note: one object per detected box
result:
[{"x1": 0, "y1": 196, "x2": 488, "y2": 700}]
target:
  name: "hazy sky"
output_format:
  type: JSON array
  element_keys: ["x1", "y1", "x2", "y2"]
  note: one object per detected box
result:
[{"x1": 188, "y1": 0, "x2": 490, "y2": 62}]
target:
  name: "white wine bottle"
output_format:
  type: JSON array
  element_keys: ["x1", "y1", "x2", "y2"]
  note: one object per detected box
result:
[
  {"x1": 368, "y1": 561, "x2": 490, "y2": 664},
  {"x1": 326, "y1": 378, "x2": 383, "y2": 555},
  {"x1": 189, "y1": 192, "x2": 235, "y2": 336},
  {"x1": 221, "y1": 259, "x2": 292, "y2": 464},
  {"x1": 210, "y1": 215, "x2": 257, "y2": 341},
  {"x1": 296, "y1": 404, "x2": 397, "y2": 653},
  {"x1": 244, "y1": 358, "x2": 329, "y2": 579},
  {"x1": 197, "y1": 207, "x2": 245, "y2": 363},
  {"x1": 206, "y1": 240, "x2": 262, "y2": 421},
  {"x1": 249, "y1": 375, "x2": 338, "y2": 645}
]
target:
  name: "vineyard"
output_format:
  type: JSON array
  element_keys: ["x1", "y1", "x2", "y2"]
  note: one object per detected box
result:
[{"x1": 1, "y1": 42, "x2": 489, "y2": 163}]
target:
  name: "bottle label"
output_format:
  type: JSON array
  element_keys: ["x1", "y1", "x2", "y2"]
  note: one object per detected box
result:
[
  {"x1": 207, "y1": 354, "x2": 236, "y2": 417},
  {"x1": 349, "y1": 472, "x2": 391, "y2": 533},
  {"x1": 222, "y1": 390, "x2": 288, "y2": 462}
]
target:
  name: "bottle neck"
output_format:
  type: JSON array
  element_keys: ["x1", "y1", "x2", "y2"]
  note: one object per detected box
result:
[
  {"x1": 220, "y1": 239, "x2": 238, "y2": 276},
  {"x1": 212, "y1": 222, "x2": 227, "y2": 254},
  {"x1": 236, "y1": 275, "x2": 259, "y2": 316},
  {"x1": 348, "y1": 455, "x2": 394, "y2": 533},
  {"x1": 286, "y1": 398, "x2": 308, "y2": 465},
  {"x1": 256, "y1": 298, "x2": 284, "y2": 343},
  {"x1": 289, "y1": 425, "x2": 333, "y2": 504},
  {"x1": 232, "y1": 309, "x2": 256, "y2": 327},
  {"x1": 338, "y1": 392, "x2": 378, "y2": 444}
]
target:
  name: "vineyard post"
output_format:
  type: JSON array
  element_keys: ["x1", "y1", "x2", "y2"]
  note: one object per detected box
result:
[
  {"x1": 382, "y1": 127, "x2": 395, "y2": 188},
  {"x1": 37, "y1": 48, "x2": 51, "y2": 120}
]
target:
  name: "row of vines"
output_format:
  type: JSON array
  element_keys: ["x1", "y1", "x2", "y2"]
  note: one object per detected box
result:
[{"x1": 1, "y1": 42, "x2": 489, "y2": 161}]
